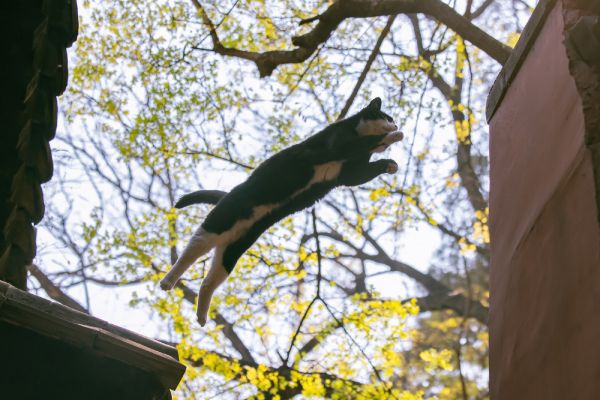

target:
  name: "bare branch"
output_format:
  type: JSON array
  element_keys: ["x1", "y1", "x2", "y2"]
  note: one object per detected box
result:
[
  {"x1": 193, "y1": 0, "x2": 511, "y2": 77},
  {"x1": 470, "y1": 0, "x2": 496, "y2": 19},
  {"x1": 28, "y1": 264, "x2": 88, "y2": 314},
  {"x1": 187, "y1": 347, "x2": 366, "y2": 398},
  {"x1": 214, "y1": 312, "x2": 257, "y2": 367},
  {"x1": 388, "y1": 187, "x2": 489, "y2": 258},
  {"x1": 412, "y1": 293, "x2": 487, "y2": 323},
  {"x1": 179, "y1": 149, "x2": 254, "y2": 170},
  {"x1": 173, "y1": 279, "x2": 257, "y2": 366},
  {"x1": 338, "y1": 15, "x2": 397, "y2": 119}
]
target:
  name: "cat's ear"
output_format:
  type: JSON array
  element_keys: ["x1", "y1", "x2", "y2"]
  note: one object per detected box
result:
[{"x1": 366, "y1": 97, "x2": 382, "y2": 111}]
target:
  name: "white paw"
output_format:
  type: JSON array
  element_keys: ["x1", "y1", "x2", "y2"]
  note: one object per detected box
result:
[
  {"x1": 383, "y1": 131, "x2": 404, "y2": 145},
  {"x1": 386, "y1": 161, "x2": 399, "y2": 174},
  {"x1": 372, "y1": 145, "x2": 387, "y2": 153},
  {"x1": 159, "y1": 277, "x2": 176, "y2": 291}
]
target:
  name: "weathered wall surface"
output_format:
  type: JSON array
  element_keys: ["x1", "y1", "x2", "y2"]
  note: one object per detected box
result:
[{"x1": 489, "y1": 1, "x2": 600, "y2": 398}]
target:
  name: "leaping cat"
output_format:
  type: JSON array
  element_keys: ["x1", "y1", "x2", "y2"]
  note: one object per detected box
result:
[{"x1": 160, "y1": 98, "x2": 403, "y2": 326}]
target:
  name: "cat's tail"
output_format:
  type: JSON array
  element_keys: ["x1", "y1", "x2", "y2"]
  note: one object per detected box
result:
[
  {"x1": 174, "y1": 190, "x2": 227, "y2": 208},
  {"x1": 159, "y1": 228, "x2": 218, "y2": 291}
]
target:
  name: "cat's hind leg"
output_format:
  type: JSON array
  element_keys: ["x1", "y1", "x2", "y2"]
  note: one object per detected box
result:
[
  {"x1": 160, "y1": 227, "x2": 217, "y2": 291},
  {"x1": 196, "y1": 245, "x2": 229, "y2": 326},
  {"x1": 196, "y1": 221, "x2": 270, "y2": 326}
]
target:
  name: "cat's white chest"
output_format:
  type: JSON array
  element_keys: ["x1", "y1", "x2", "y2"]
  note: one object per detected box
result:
[{"x1": 310, "y1": 161, "x2": 342, "y2": 184}]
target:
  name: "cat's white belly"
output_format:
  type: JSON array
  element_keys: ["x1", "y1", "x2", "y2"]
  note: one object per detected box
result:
[
  {"x1": 217, "y1": 161, "x2": 342, "y2": 245},
  {"x1": 217, "y1": 204, "x2": 277, "y2": 245}
]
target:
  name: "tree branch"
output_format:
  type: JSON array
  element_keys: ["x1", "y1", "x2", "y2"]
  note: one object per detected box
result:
[
  {"x1": 412, "y1": 292, "x2": 487, "y2": 323},
  {"x1": 27, "y1": 264, "x2": 88, "y2": 314},
  {"x1": 214, "y1": 312, "x2": 257, "y2": 367},
  {"x1": 193, "y1": 0, "x2": 511, "y2": 77},
  {"x1": 337, "y1": 15, "x2": 397, "y2": 119},
  {"x1": 174, "y1": 279, "x2": 257, "y2": 366},
  {"x1": 187, "y1": 347, "x2": 366, "y2": 398},
  {"x1": 389, "y1": 187, "x2": 489, "y2": 259},
  {"x1": 409, "y1": 18, "x2": 487, "y2": 214}
]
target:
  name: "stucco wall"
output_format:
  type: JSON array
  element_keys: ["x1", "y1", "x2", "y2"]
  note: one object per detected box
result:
[{"x1": 489, "y1": 2, "x2": 600, "y2": 398}]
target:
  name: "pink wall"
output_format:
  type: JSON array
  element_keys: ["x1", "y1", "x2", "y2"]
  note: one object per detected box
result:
[{"x1": 489, "y1": 2, "x2": 600, "y2": 398}]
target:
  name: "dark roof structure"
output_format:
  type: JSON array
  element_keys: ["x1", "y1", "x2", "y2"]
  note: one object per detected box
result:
[
  {"x1": 0, "y1": 281, "x2": 186, "y2": 399},
  {"x1": 0, "y1": 0, "x2": 78, "y2": 289}
]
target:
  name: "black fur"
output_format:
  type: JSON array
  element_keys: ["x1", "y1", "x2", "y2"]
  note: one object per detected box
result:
[{"x1": 174, "y1": 190, "x2": 226, "y2": 208}]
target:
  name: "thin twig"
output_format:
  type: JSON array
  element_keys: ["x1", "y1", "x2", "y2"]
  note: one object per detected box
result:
[
  {"x1": 337, "y1": 15, "x2": 397, "y2": 120},
  {"x1": 283, "y1": 207, "x2": 323, "y2": 365},
  {"x1": 322, "y1": 301, "x2": 398, "y2": 399},
  {"x1": 311, "y1": 207, "x2": 323, "y2": 298}
]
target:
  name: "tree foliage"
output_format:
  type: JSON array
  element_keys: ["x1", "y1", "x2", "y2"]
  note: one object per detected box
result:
[{"x1": 33, "y1": 0, "x2": 533, "y2": 398}]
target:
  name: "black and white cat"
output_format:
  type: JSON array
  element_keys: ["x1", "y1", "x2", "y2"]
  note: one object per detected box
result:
[{"x1": 160, "y1": 98, "x2": 403, "y2": 326}]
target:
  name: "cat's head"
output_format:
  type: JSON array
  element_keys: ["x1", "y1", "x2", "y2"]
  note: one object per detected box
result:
[{"x1": 356, "y1": 97, "x2": 397, "y2": 136}]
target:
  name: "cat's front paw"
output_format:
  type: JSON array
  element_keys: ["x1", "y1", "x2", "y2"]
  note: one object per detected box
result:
[
  {"x1": 159, "y1": 277, "x2": 176, "y2": 291},
  {"x1": 372, "y1": 132, "x2": 404, "y2": 153},
  {"x1": 382, "y1": 131, "x2": 404, "y2": 145},
  {"x1": 386, "y1": 160, "x2": 399, "y2": 174}
]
